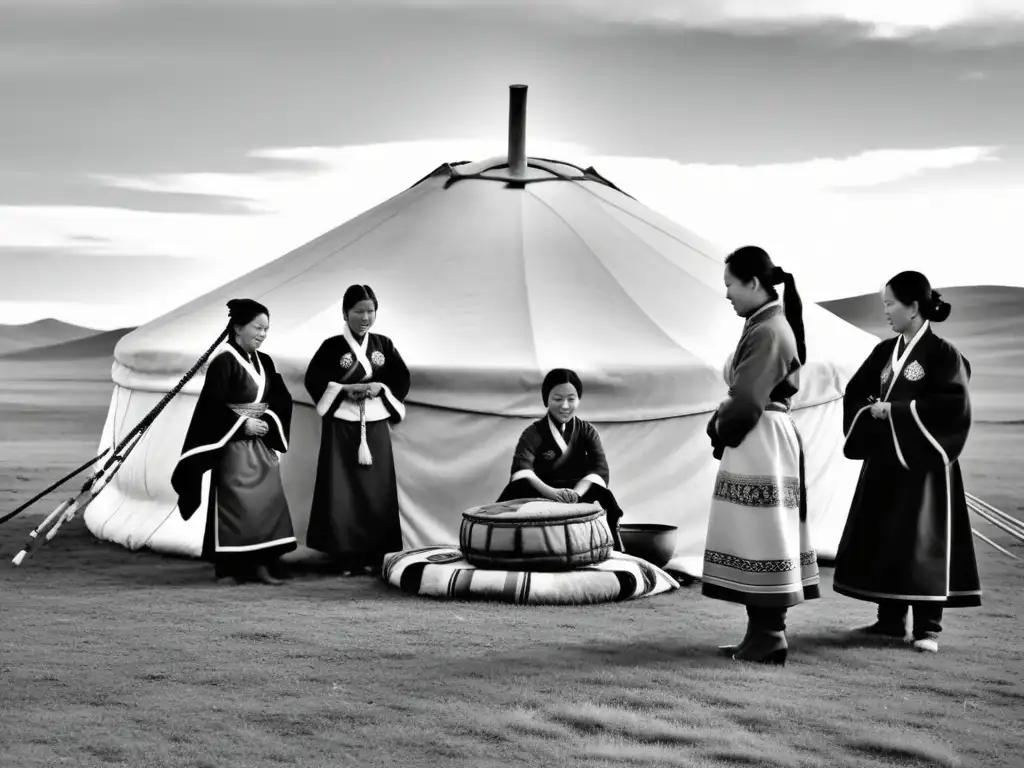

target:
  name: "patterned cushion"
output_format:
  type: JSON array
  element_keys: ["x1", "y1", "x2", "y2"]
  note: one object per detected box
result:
[
  {"x1": 382, "y1": 546, "x2": 679, "y2": 605},
  {"x1": 459, "y1": 499, "x2": 614, "y2": 571}
]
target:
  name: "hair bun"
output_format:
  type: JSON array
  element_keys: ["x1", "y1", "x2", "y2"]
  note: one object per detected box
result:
[{"x1": 926, "y1": 290, "x2": 952, "y2": 322}]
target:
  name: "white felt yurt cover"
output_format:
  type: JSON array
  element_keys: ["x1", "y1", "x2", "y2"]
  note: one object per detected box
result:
[{"x1": 85, "y1": 156, "x2": 877, "y2": 577}]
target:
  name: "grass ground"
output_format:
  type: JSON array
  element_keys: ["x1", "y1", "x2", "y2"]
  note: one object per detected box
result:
[
  {"x1": 2, "y1": 519, "x2": 1023, "y2": 768},
  {"x1": 2, "y1": 307, "x2": 1023, "y2": 767}
]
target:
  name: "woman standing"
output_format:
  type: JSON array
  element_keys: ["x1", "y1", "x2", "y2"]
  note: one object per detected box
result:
[
  {"x1": 496, "y1": 368, "x2": 625, "y2": 551},
  {"x1": 304, "y1": 284, "x2": 411, "y2": 575},
  {"x1": 171, "y1": 298, "x2": 296, "y2": 586},
  {"x1": 834, "y1": 271, "x2": 981, "y2": 653},
  {"x1": 703, "y1": 246, "x2": 819, "y2": 666}
]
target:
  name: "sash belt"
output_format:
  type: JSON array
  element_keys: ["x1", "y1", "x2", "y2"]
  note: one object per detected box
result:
[{"x1": 228, "y1": 402, "x2": 268, "y2": 419}]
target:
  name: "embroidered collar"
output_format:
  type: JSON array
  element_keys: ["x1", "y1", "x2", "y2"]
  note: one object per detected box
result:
[
  {"x1": 746, "y1": 298, "x2": 783, "y2": 327},
  {"x1": 895, "y1": 320, "x2": 930, "y2": 363},
  {"x1": 884, "y1": 320, "x2": 930, "y2": 400},
  {"x1": 341, "y1": 323, "x2": 373, "y2": 381}
]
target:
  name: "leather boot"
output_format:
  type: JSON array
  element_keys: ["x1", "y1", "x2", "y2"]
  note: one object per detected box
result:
[
  {"x1": 255, "y1": 564, "x2": 284, "y2": 586},
  {"x1": 732, "y1": 629, "x2": 788, "y2": 666},
  {"x1": 855, "y1": 621, "x2": 907, "y2": 639},
  {"x1": 718, "y1": 619, "x2": 755, "y2": 657},
  {"x1": 214, "y1": 562, "x2": 241, "y2": 585}
]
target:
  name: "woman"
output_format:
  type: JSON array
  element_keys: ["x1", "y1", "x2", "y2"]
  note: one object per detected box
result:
[
  {"x1": 171, "y1": 298, "x2": 296, "y2": 586},
  {"x1": 834, "y1": 271, "x2": 981, "y2": 653},
  {"x1": 703, "y1": 246, "x2": 819, "y2": 666},
  {"x1": 304, "y1": 284, "x2": 411, "y2": 575},
  {"x1": 496, "y1": 368, "x2": 625, "y2": 551}
]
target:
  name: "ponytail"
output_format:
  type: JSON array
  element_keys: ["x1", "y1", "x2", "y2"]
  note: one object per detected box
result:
[
  {"x1": 771, "y1": 267, "x2": 806, "y2": 365},
  {"x1": 726, "y1": 247, "x2": 806, "y2": 365}
]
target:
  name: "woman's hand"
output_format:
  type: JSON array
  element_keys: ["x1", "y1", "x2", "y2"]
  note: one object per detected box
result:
[
  {"x1": 869, "y1": 401, "x2": 891, "y2": 420},
  {"x1": 345, "y1": 384, "x2": 369, "y2": 400},
  {"x1": 364, "y1": 382, "x2": 383, "y2": 398},
  {"x1": 554, "y1": 488, "x2": 580, "y2": 504},
  {"x1": 243, "y1": 418, "x2": 269, "y2": 437}
]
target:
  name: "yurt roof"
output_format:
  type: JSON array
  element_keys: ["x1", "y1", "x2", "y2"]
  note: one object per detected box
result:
[{"x1": 111, "y1": 87, "x2": 877, "y2": 422}]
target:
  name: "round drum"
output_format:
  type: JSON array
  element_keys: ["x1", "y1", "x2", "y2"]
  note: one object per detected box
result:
[{"x1": 459, "y1": 499, "x2": 614, "y2": 571}]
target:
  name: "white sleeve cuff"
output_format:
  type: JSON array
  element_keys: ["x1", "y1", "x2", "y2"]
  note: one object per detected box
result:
[
  {"x1": 264, "y1": 409, "x2": 288, "y2": 451},
  {"x1": 316, "y1": 382, "x2": 343, "y2": 417}
]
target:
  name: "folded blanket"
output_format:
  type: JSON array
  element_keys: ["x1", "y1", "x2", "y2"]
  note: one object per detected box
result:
[{"x1": 381, "y1": 546, "x2": 679, "y2": 605}]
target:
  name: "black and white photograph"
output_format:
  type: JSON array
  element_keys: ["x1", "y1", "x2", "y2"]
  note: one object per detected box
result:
[{"x1": 1, "y1": 1, "x2": 1022, "y2": 766}]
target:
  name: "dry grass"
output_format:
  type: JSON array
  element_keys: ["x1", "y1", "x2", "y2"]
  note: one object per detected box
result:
[
  {"x1": 2, "y1": 518, "x2": 1023, "y2": 768},
  {"x1": 2, "y1": 321, "x2": 1024, "y2": 767}
]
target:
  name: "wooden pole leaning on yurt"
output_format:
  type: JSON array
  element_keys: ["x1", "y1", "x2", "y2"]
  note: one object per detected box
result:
[{"x1": 507, "y1": 84, "x2": 528, "y2": 178}]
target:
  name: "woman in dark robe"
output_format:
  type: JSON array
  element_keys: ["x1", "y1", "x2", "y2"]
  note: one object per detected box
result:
[
  {"x1": 304, "y1": 284, "x2": 411, "y2": 575},
  {"x1": 833, "y1": 271, "x2": 981, "y2": 653},
  {"x1": 171, "y1": 298, "x2": 296, "y2": 585},
  {"x1": 703, "y1": 246, "x2": 819, "y2": 666},
  {"x1": 496, "y1": 369, "x2": 625, "y2": 551}
]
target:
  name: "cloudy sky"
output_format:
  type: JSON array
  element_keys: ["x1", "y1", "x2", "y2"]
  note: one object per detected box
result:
[{"x1": 2, "y1": 0, "x2": 1022, "y2": 329}]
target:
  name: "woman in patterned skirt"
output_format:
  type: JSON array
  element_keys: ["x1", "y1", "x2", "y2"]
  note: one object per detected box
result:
[{"x1": 703, "y1": 246, "x2": 819, "y2": 666}]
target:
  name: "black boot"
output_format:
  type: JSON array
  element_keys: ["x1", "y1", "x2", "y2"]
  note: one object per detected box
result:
[
  {"x1": 254, "y1": 563, "x2": 284, "y2": 586},
  {"x1": 718, "y1": 618, "x2": 755, "y2": 657},
  {"x1": 214, "y1": 561, "x2": 242, "y2": 585},
  {"x1": 732, "y1": 606, "x2": 788, "y2": 666},
  {"x1": 856, "y1": 603, "x2": 908, "y2": 639},
  {"x1": 733, "y1": 630, "x2": 788, "y2": 666}
]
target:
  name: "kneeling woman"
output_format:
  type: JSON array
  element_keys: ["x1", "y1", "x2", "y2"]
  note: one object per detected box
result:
[
  {"x1": 171, "y1": 298, "x2": 296, "y2": 585},
  {"x1": 497, "y1": 369, "x2": 625, "y2": 550}
]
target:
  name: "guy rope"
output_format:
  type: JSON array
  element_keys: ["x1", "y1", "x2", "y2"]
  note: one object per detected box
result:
[
  {"x1": 967, "y1": 492, "x2": 1024, "y2": 560},
  {"x1": 3, "y1": 328, "x2": 230, "y2": 566}
]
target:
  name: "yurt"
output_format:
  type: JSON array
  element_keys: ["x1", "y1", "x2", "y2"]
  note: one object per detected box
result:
[{"x1": 84, "y1": 85, "x2": 877, "y2": 576}]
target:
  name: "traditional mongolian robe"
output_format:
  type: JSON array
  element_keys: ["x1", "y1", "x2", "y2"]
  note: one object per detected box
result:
[
  {"x1": 833, "y1": 321, "x2": 981, "y2": 608},
  {"x1": 703, "y1": 300, "x2": 820, "y2": 607},
  {"x1": 496, "y1": 415, "x2": 625, "y2": 542},
  {"x1": 171, "y1": 340, "x2": 296, "y2": 567},
  {"x1": 304, "y1": 326, "x2": 411, "y2": 569}
]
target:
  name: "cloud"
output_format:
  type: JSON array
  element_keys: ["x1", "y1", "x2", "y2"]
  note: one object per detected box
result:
[
  {"x1": 3, "y1": 140, "x2": 987, "y2": 257},
  {"x1": 1, "y1": 138, "x2": 1016, "y2": 331},
  {"x1": 605, "y1": 0, "x2": 1024, "y2": 33},
  {"x1": 604, "y1": 146, "x2": 999, "y2": 192},
  {"x1": 7, "y1": 0, "x2": 1024, "y2": 35},
  {"x1": 377, "y1": 0, "x2": 1024, "y2": 39}
]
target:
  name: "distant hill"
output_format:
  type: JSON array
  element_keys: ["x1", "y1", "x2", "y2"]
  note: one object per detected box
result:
[
  {"x1": 819, "y1": 285, "x2": 1024, "y2": 341},
  {"x1": 820, "y1": 285, "x2": 1024, "y2": 423},
  {"x1": 0, "y1": 318, "x2": 99, "y2": 355},
  {"x1": 0, "y1": 327, "x2": 136, "y2": 361}
]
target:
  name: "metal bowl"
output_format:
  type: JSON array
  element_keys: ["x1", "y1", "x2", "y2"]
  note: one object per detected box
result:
[{"x1": 618, "y1": 523, "x2": 678, "y2": 568}]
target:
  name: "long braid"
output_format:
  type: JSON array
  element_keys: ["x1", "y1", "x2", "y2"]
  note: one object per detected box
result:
[{"x1": 102, "y1": 325, "x2": 230, "y2": 468}]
